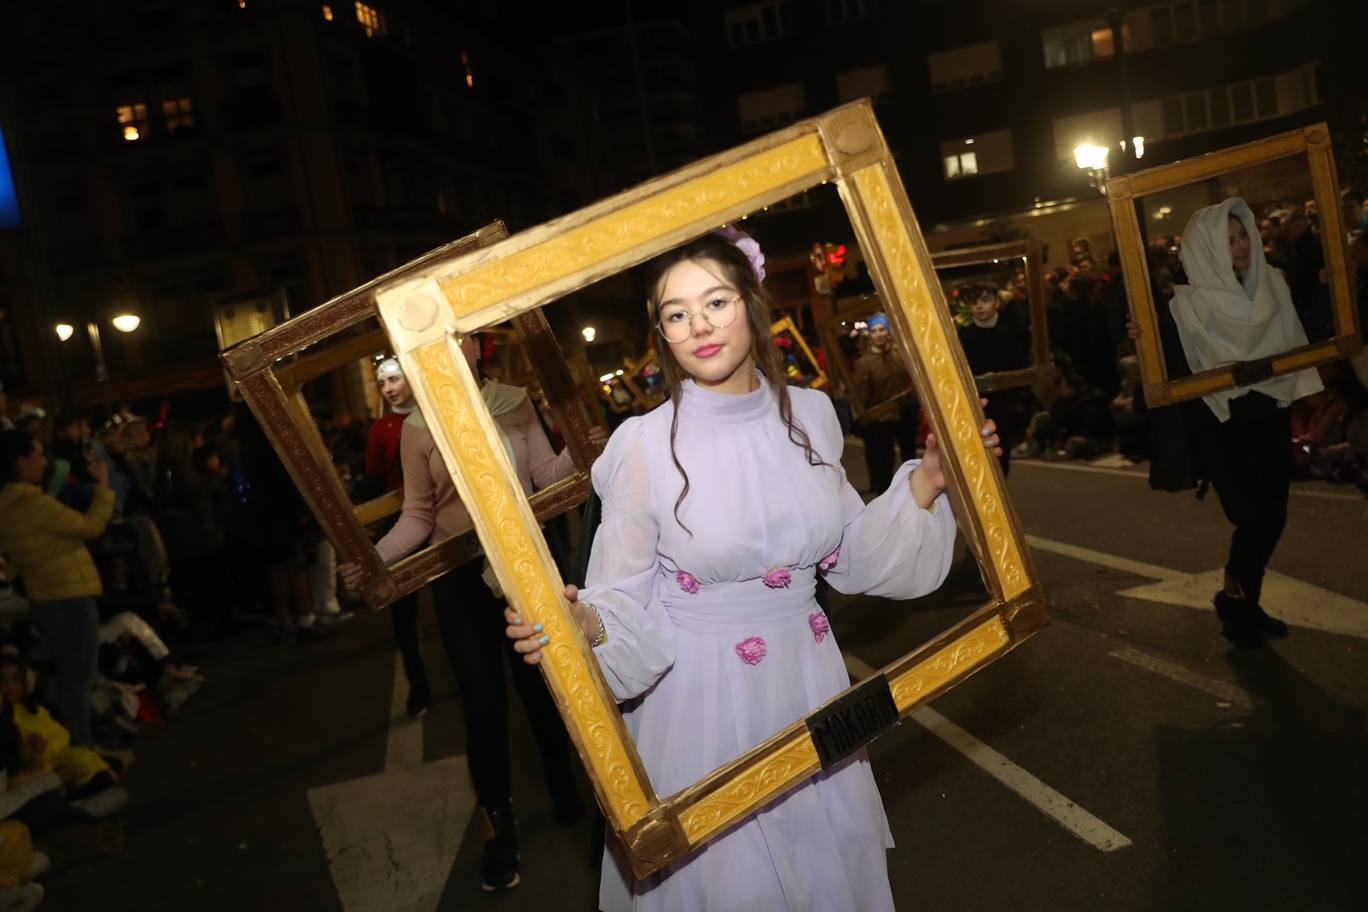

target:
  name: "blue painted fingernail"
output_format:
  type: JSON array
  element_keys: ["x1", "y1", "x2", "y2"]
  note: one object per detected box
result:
[
  {"x1": 512, "y1": 616, "x2": 522, "y2": 625},
  {"x1": 539, "y1": 635, "x2": 550, "y2": 646},
  {"x1": 533, "y1": 623, "x2": 544, "y2": 633}
]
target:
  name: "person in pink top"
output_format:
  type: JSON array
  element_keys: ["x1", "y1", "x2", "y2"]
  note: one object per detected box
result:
[
  {"x1": 341, "y1": 337, "x2": 605, "y2": 893},
  {"x1": 507, "y1": 231, "x2": 1002, "y2": 912}
]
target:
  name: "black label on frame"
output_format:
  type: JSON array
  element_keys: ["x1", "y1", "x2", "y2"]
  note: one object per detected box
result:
[
  {"x1": 1233, "y1": 357, "x2": 1275, "y2": 387},
  {"x1": 806, "y1": 674, "x2": 901, "y2": 770}
]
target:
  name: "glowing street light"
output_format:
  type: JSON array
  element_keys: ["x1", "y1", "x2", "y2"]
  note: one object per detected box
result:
[
  {"x1": 1073, "y1": 142, "x2": 1111, "y2": 197},
  {"x1": 55, "y1": 323, "x2": 75, "y2": 342},
  {"x1": 112, "y1": 313, "x2": 141, "y2": 333},
  {"x1": 1073, "y1": 143, "x2": 1109, "y2": 172},
  {"x1": 581, "y1": 326, "x2": 597, "y2": 343}
]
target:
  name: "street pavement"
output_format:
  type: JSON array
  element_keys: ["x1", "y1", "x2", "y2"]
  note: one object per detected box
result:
[{"x1": 46, "y1": 449, "x2": 1368, "y2": 911}]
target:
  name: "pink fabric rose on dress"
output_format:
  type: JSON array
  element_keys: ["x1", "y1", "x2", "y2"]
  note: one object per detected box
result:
[
  {"x1": 676, "y1": 570, "x2": 700, "y2": 594},
  {"x1": 808, "y1": 612, "x2": 830, "y2": 644},
  {"x1": 818, "y1": 547, "x2": 841, "y2": 573},
  {"x1": 762, "y1": 567, "x2": 791, "y2": 589},
  {"x1": 735, "y1": 637, "x2": 767, "y2": 666}
]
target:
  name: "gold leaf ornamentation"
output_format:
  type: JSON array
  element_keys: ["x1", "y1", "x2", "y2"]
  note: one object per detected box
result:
[
  {"x1": 440, "y1": 136, "x2": 828, "y2": 317},
  {"x1": 413, "y1": 343, "x2": 651, "y2": 828},
  {"x1": 679, "y1": 737, "x2": 820, "y2": 843},
  {"x1": 852, "y1": 165, "x2": 1028, "y2": 598},
  {"x1": 889, "y1": 617, "x2": 1011, "y2": 710}
]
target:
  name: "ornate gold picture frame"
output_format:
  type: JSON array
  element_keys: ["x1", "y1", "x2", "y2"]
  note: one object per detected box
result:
[
  {"x1": 371, "y1": 100, "x2": 1049, "y2": 878},
  {"x1": 1106, "y1": 122, "x2": 1362, "y2": 407},
  {"x1": 218, "y1": 222, "x2": 603, "y2": 610},
  {"x1": 769, "y1": 315, "x2": 829, "y2": 389}
]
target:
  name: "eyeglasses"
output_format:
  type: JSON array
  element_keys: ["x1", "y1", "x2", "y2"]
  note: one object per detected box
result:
[{"x1": 656, "y1": 294, "x2": 743, "y2": 344}]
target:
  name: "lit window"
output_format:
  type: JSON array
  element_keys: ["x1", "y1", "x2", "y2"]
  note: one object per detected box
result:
[
  {"x1": 116, "y1": 103, "x2": 148, "y2": 142},
  {"x1": 1090, "y1": 28, "x2": 1115, "y2": 57},
  {"x1": 355, "y1": 2, "x2": 385, "y2": 37},
  {"x1": 322, "y1": 4, "x2": 334, "y2": 21},
  {"x1": 162, "y1": 97, "x2": 195, "y2": 133},
  {"x1": 943, "y1": 151, "x2": 978, "y2": 179}
]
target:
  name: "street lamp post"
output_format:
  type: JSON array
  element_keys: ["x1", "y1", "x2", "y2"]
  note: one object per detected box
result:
[
  {"x1": 1073, "y1": 143, "x2": 1111, "y2": 196},
  {"x1": 55, "y1": 313, "x2": 142, "y2": 405}
]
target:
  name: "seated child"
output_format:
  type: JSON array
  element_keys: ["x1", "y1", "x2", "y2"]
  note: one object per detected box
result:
[{"x1": 0, "y1": 656, "x2": 119, "y2": 805}]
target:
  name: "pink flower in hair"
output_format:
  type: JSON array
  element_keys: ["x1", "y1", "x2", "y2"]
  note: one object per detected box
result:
[
  {"x1": 676, "y1": 570, "x2": 700, "y2": 594},
  {"x1": 809, "y1": 612, "x2": 830, "y2": 644},
  {"x1": 762, "y1": 567, "x2": 791, "y2": 589},
  {"x1": 715, "y1": 225, "x2": 766, "y2": 284},
  {"x1": 735, "y1": 636, "x2": 767, "y2": 666}
]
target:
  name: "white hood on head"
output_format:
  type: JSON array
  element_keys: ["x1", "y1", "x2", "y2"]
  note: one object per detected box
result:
[{"x1": 1169, "y1": 197, "x2": 1322, "y2": 421}]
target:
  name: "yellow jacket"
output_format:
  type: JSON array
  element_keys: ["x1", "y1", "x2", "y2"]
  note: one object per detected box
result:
[
  {"x1": 14, "y1": 702, "x2": 110, "y2": 787},
  {"x1": 0, "y1": 482, "x2": 114, "y2": 601}
]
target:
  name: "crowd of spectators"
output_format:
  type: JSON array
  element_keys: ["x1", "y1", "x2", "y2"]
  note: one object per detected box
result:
[{"x1": 0, "y1": 395, "x2": 354, "y2": 906}]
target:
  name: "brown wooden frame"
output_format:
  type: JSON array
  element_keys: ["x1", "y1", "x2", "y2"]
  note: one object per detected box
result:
[
  {"x1": 1106, "y1": 122, "x2": 1362, "y2": 407},
  {"x1": 218, "y1": 222, "x2": 603, "y2": 609},
  {"x1": 817, "y1": 294, "x2": 909, "y2": 422},
  {"x1": 371, "y1": 101, "x2": 1049, "y2": 879},
  {"x1": 931, "y1": 240, "x2": 1050, "y2": 392}
]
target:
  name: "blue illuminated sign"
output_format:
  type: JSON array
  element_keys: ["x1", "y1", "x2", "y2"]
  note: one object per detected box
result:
[{"x1": 0, "y1": 126, "x2": 20, "y2": 229}]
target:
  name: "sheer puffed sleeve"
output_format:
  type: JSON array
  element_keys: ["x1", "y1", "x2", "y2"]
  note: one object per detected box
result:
[
  {"x1": 809, "y1": 393, "x2": 957, "y2": 599},
  {"x1": 576, "y1": 418, "x2": 676, "y2": 702}
]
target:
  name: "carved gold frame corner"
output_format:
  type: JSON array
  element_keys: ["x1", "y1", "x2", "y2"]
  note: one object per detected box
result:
[
  {"x1": 1106, "y1": 122, "x2": 1361, "y2": 407},
  {"x1": 371, "y1": 100, "x2": 1049, "y2": 879},
  {"x1": 219, "y1": 222, "x2": 602, "y2": 609}
]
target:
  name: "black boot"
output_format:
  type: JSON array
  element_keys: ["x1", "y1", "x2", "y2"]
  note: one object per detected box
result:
[
  {"x1": 479, "y1": 802, "x2": 520, "y2": 892},
  {"x1": 1248, "y1": 603, "x2": 1289, "y2": 639},
  {"x1": 405, "y1": 678, "x2": 431, "y2": 718},
  {"x1": 1213, "y1": 592, "x2": 1261, "y2": 649},
  {"x1": 548, "y1": 774, "x2": 586, "y2": 826}
]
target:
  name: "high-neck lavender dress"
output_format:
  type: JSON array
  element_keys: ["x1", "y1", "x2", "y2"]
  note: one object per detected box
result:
[{"x1": 580, "y1": 375, "x2": 956, "y2": 912}]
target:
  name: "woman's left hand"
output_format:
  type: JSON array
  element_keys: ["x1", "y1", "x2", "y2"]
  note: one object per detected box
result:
[{"x1": 910, "y1": 399, "x2": 1002, "y2": 510}]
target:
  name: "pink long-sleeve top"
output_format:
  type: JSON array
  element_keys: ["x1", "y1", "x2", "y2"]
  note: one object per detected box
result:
[{"x1": 375, "y1": 396, "x2": 576, "y2": 564}]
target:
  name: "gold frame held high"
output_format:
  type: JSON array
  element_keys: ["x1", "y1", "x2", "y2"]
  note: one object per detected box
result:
[
  {"x1": 1106, "y1": 122, "x2": 1362, "y2": 407},
  {"x1": 371, "y1": 100, "x2": 1050, "y2": 879}
]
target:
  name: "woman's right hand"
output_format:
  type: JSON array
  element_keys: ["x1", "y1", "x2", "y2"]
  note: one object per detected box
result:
[
  {"x1": 505, "y1": 584, "x2": 602, "y2": 665},
  {"x1": 89, "y1": 459, "x2": 111, "y2": 488},
  {"x1": 338, "y1": 561, "x2": 364, "y2": 590}
]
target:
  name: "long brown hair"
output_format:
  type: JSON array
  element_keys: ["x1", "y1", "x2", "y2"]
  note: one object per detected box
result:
[{"x1": 644, "y1": 234, "x2": 831, "y2": 532}]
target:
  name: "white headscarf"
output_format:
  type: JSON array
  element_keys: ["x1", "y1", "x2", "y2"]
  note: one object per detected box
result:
[
  {"x1": 1169, "y1": 197, "x2": 1323, "y2": 422},
  {"x1": 374, "y1": 357, "x2": 414, "y2": 415}
]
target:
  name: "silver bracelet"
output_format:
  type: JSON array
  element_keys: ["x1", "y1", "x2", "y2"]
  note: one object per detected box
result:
[{"x1": 585, "y1": 603, "x2": 608, "y2": 648}]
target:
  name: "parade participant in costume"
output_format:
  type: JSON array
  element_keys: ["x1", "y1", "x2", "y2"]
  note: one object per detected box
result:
[
  {"x1": 852, "y1": 312, "x2": 920, "y2": 492},
  {"x1": 361, "y1": 358, "x2": 431, "y2": 717},
  {"x1": 507, "y1": 230, "x2": 1002, "y2": 912},
  {"x1": 340, "y1": 342, "x2": 603, "y2": 893},
  {"x1": 1131, "y1": 197, "x2": 1322, "y2": 647},
  {"x1": 957, "y1": 283, "x2": 1031, "y2": 474}
]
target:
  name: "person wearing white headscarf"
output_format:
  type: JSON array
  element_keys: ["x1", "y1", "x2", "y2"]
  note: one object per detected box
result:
[{"x1": 1152, "y1": 197, "x2": 1323, "y2": 647}]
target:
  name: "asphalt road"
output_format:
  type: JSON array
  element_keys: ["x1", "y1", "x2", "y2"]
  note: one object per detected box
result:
[{"x1": 46, "y1": 450, "x2": 1368, "y2": 911}]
